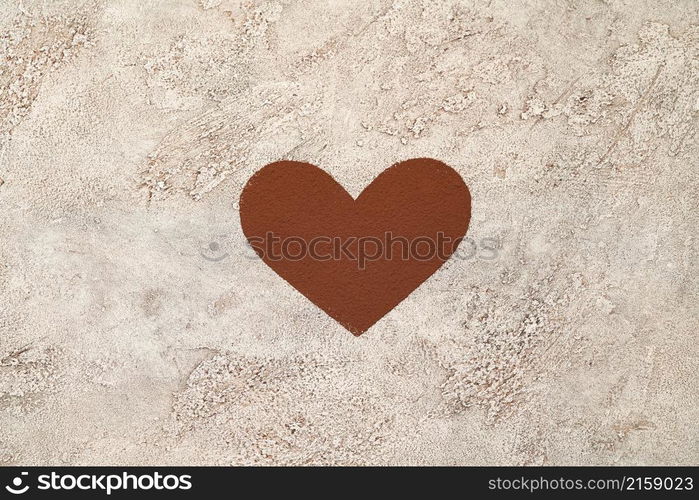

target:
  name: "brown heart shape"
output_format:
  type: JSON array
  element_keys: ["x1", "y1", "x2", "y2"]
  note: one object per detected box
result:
[{"x1": 239, "y1": 158, "x2": 471, "y2": 336}]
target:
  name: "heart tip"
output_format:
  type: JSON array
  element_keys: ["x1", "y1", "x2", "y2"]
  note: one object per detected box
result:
[{"x1": 345, "y1": 323, "x2": 374, "y2": 337}]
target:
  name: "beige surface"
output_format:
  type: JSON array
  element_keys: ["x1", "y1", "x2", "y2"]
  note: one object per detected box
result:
[{"x1": 0, "y1": 0, "x2": 697, "y2": 465}]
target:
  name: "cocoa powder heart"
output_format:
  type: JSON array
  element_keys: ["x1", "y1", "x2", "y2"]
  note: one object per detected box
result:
[{"x1": 239, "y1": 158, "x2": 471, "y2": 335}]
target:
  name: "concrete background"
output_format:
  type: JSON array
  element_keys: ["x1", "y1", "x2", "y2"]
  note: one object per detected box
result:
[{"x1": 0, "y1": 0, "x2": 697, "y2": 465}]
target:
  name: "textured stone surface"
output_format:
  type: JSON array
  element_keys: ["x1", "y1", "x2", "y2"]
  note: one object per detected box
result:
[{"x1": 0, "y1": 0, "x2": 697, "y2": 465}]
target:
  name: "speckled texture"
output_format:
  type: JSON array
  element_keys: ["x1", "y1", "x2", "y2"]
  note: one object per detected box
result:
[{"x1": 0, "y1": 0, "x2": 697, "y2": 465}]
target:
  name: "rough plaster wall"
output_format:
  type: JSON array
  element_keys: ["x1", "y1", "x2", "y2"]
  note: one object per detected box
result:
[{"x1": 0, "y1": 0, "x2": 697, "y2": 465}]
